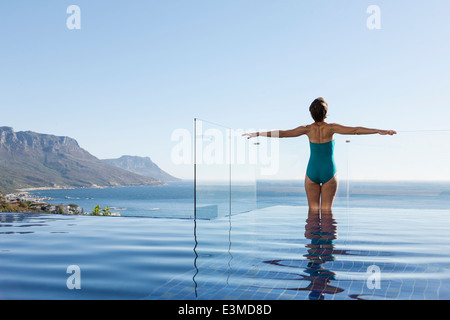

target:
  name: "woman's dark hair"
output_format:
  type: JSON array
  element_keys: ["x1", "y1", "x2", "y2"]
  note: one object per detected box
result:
[{"x1": 309, "y1": 97, "x2": 328, "y2": 122}]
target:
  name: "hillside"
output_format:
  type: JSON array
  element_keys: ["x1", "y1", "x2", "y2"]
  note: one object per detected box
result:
[
  {"x1": 0, "y1": 126, "x2": 163, "y2": 192},
  {"x1": 103, "y1": 155, "x2": 180, "y2": 182}
]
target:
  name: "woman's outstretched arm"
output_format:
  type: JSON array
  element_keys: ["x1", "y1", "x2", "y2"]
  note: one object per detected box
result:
[
  {"x1": 242, "y1": 125, "x2": 308, "y2": 139},
  {"x1": 331, "y1": 124, "x2": 396, "y2": 135}
]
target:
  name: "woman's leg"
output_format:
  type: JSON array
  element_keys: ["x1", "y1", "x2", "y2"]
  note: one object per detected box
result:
[
  {"x1": 320, "y1": 175, "x2": 338, "y2": 212},
  {"x1": 305, "y1": 175, "x2": 321, "y2": 211}
]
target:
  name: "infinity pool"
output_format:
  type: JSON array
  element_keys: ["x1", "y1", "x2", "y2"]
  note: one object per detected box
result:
[{"x1": 1, "y1": 206, "x2": 449, "y2": 300}]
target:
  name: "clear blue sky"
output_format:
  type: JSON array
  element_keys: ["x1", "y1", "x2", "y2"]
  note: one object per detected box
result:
[{"x1": 1, "y1": 1, "x2": 449, "y2": 180}]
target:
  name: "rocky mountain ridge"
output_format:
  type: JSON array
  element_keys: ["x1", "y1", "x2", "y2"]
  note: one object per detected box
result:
[
  {"x1": 0, "y1": 126, "x2": 164, "y2": 192},
  {"x1": 103, "y1": 155, "x2": 180, "y2": 182}
]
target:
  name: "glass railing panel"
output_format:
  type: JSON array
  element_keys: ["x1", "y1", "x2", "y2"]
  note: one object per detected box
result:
[
  {"x1": 255, "y1": 136, "x2": 306, "y2": 208},
  {"x1": 344, "y1": 130, "x2": 450, "y2": 210},
  {"x1": 194, "y1": 119, "x2": 257, "y2": 219}
]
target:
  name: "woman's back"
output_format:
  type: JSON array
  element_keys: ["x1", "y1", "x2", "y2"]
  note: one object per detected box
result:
[{"x1": 305, "y1": 122, "x2": 335, "y2": 144}]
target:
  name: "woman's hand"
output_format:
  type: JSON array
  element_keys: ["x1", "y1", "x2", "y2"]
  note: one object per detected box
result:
[
  {"x1": 379, "y1": 130, "x2": 397, "y2": 135},
  {"x1": 242, "y1": 132, "x2": 258, "y2": 139}
]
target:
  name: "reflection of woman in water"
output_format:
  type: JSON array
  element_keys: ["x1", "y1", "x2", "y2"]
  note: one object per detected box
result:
[
  {"x1": 264, "y1": 209, "x2": 346, "y2": 299},
  {"x1": 243, "y1": 97, "x2": 396, "y2": 211},
  {"x1": 303, "y1": 209, "x2": 341, "y2": 300}
]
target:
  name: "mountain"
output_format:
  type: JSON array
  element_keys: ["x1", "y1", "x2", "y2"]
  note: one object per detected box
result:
[
  {"x1": 0, "y1": 126, "x2": 163, "y2": 192},
  {"x1": 103, "y1": 155, "x2": 180, "y2": 182}
]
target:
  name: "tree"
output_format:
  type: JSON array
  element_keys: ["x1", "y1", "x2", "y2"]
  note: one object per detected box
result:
[
  {"x1": 90, "y1": 205, "x2": 111, "y2": 216},
  {"x1": 102, "y1": 206, "x2": 111, "y2": 216},
  {"x1": 91, "y1": 205, "x2": 102, "y2": 216}
]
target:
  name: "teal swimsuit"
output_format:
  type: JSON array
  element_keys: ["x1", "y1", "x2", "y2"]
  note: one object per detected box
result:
[{"x1": 306, "y1": 140, "x2": 337, "y2": 184}]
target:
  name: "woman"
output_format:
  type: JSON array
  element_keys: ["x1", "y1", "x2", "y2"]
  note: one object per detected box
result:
[{"x1": 243, "y1": 97, "x2": 396, "y2": 211}]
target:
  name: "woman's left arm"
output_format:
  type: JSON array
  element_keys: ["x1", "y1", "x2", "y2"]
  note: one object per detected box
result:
[{"x1": 331, "y1": 124, "x2": 397, "y2": 135}]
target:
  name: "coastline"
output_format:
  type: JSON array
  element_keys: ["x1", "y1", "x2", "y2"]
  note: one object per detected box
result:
[
  {"x1": 17, "y1": 186, "x2": 79, "y2": 192},
  {"x1": 1, "y1": 188, "x2": 120, "y2": 216},
  {"x1": 16, "y1": 181, "x2": 167, "y2": 192},
  {"x1": 17, "y1": 186, "x2": 104, "y2": 192},
  {"x1": 4, "y1": 182, "x2": 176, "y2": 216}
]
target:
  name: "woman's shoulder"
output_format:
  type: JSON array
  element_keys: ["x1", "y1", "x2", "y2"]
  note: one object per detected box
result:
[
  {"x1": 324, "y1": 123, "x2": 343, "y2": 130},
  {"x1": 309, "y1": 122, "x2": 340, "y2": 129},
  {"x1": 304, "y1": 122, "x2": 341, "y2": 132}
]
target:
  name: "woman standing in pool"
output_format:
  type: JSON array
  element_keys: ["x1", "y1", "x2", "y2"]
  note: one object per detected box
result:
[{"x1": 242, "y1": 97, "x2": 396, "y2": 212}]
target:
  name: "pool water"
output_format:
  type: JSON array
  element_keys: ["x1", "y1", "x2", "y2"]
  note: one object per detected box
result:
[{"x1": 1, "y1": 205, "x2": 450, "y2": 300}]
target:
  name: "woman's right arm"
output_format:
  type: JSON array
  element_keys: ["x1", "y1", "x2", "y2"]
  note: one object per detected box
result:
[
  {"x1": 242, "y1": 125, "x2": 309, "y2": 139},
  {"x1": 331, "y1": 124, "x2": 396, "y2": 135}
]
